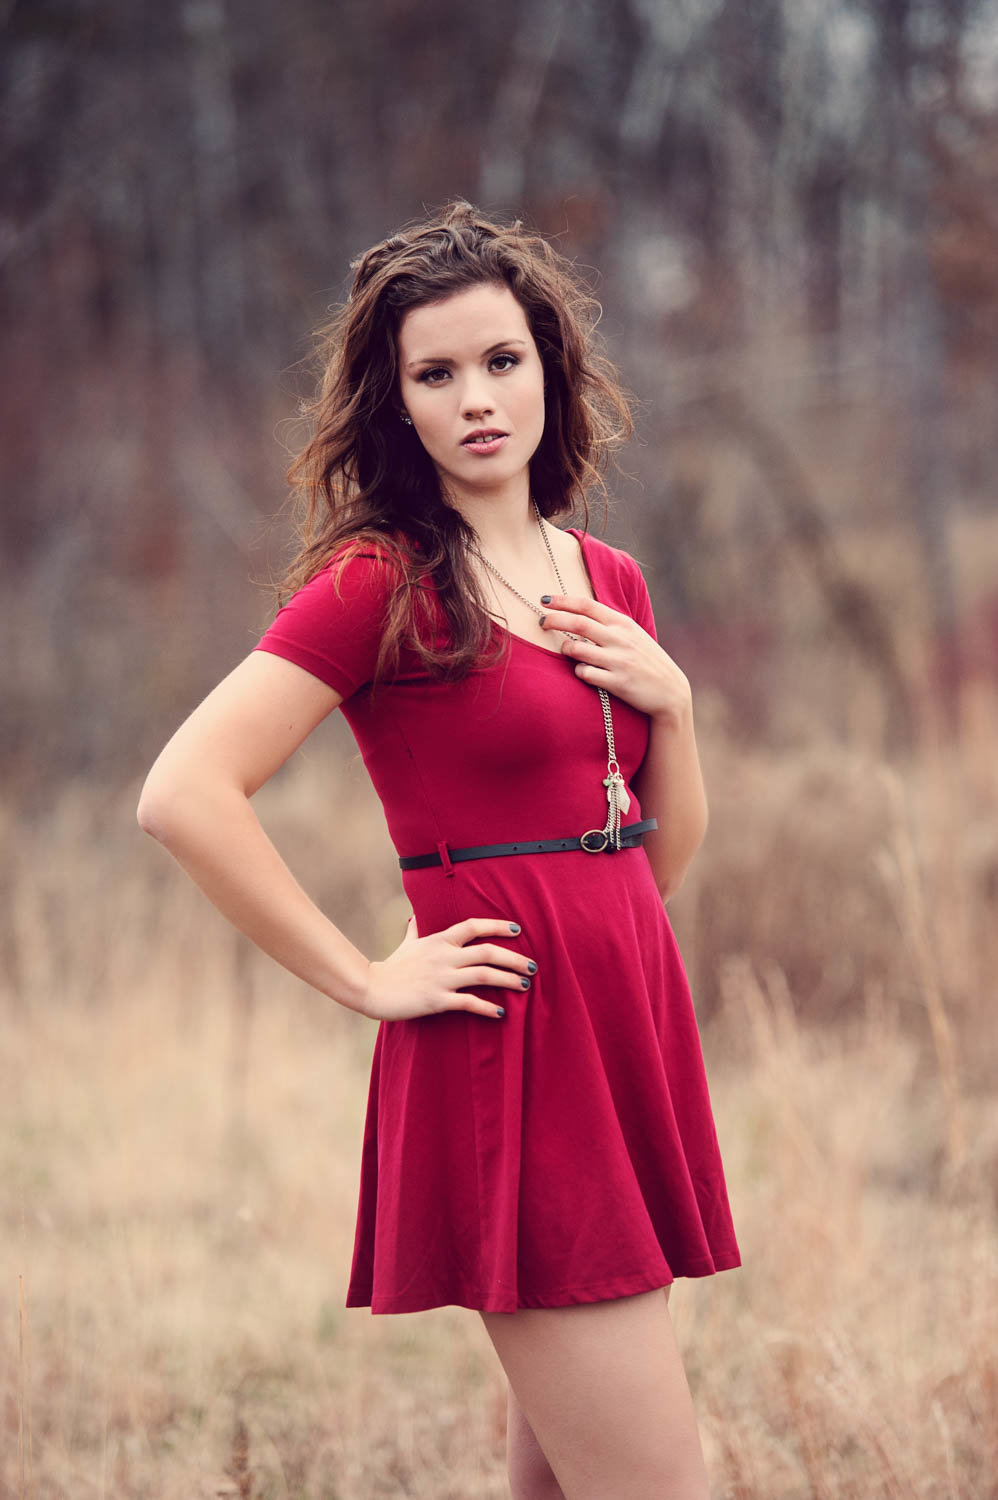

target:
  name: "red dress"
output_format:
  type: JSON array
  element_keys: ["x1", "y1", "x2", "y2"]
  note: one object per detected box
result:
[{"x1": 254, "y1": 527, "x2": 741, "y2": 1313}]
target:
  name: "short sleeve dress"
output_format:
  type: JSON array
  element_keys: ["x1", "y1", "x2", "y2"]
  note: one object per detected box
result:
[{"x1": 254, "y1": 527, "x2": 741, "y2": 1314}]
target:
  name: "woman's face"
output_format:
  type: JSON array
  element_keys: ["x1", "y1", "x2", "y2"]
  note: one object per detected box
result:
[{"x1": 396, "y1": 283, "x2": 546, "y2": 505}]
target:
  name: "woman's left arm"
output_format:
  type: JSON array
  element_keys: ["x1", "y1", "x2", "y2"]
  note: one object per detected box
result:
[
  {"x1": 627, "y1": 701, "x2": 708, "y2": 902},
  {"x1": 538, "y1": 594, "x2": 708, "y2": 903}
]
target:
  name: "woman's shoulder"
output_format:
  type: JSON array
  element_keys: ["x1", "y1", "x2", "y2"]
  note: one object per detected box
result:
[
  {"x1": 567, "y1": 527, "x2": 648, "y2": 588},
  {"x1": 566, "y1": 526, "x2": 656, "y2": 635},
  {"x1": 316, "y1": 529, "x2": 433, "y2": 598},
  {"x1": 320, "y1": 530, "x2": 446, "y2": 641},
  {"x1": 256, "y1": 529, "x2": 433, "y2": 698},
  {"x1": 325, "y1": 527, "x2": 415, "y2": 573}
]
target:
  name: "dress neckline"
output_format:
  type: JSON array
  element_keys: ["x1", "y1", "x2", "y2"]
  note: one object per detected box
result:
[{"x1": 485, "y1": 526, "x2": 600, "y2": 660}]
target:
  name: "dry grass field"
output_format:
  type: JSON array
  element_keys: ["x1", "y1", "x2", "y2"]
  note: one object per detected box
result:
[{"x1": 3, "y1": 710, "x2": 997, "y2": 1498}]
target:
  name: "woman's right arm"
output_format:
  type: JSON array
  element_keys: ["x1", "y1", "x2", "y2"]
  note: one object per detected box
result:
[{"x1": 137, "y1": 651, "x2": 533, "y2": 1021}]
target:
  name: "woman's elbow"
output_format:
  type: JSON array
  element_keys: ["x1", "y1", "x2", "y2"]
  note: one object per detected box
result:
[
  {"x1": 655, "y1": 841, "x2": 704, "y2": 904},
  {"x1": 138, "y1": 760, "x2": 245, "y2": 848},
  {"x1": 137, "y1": 760, "x2": 203, "y2": 845},
  {"x1": 658, "y1": 872, "x2": 684, "y2": 905},
  {"x1": 136, "y1": 772, "x2": 177, "y2": 843}
]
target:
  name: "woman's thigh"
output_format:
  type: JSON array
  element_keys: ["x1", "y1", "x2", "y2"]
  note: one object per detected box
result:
[
  {"x1": 481, "y1": 1286, "x2": 709, "y2": 1500},
  {"x1": 506, "y1": 1382, "x2": 567, "y2": 1500}
]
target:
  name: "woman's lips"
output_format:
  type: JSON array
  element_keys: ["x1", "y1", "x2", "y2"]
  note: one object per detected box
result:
[{"x1": 460, "y1": 433, "x2": 509, "y2": 456}]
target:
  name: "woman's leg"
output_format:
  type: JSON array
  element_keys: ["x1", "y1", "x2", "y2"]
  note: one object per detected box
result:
[
  {"x1": 506, "y1": 1381, "x2": 567, "y2": 1499},
  {"x1": 500, "y1": 1286, "x2": 675, "y2": 1500},
  {"x1": 482, "y1": 1285, "x2": 709, "y2": 1500}
]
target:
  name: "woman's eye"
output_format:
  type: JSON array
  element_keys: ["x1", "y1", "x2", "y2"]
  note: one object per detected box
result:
[{"x1": 417, "y1": 354, "x2": 518, "y2": 384}]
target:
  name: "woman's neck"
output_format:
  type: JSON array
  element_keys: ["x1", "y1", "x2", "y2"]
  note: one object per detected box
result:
[{"x1": 446, "y1": 483, "x2": 543, "y2": 564}]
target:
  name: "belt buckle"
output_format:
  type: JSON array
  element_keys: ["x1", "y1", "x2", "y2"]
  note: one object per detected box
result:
[{"x1": 580, "y1": 829, "x2": 609, "y2": 853}]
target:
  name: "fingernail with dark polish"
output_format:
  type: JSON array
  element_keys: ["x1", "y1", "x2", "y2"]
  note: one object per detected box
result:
[
  {"x1": 496, "y1": 1007, "x2": 506, "y2": 1019},
  {"x1": 540, "y1": 594, "x2": 552, "y2": 605},
  {"x1": 539, "y1": 613, "x2": 546, "y2": 626},
  {"x1": 509, "y1": 922, "x2": 521, "y2": 934},
  {"x1": 520, "y1": 977, "x2": 531, "y2": 989},
  {"x1": 527, "y1": 961, "x2": 538, "y2": 973}
]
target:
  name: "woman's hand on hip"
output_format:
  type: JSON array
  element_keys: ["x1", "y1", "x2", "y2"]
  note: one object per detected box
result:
[
  {"x1": 538, "y1": 595, "x2": 692, "y2": 726},
  {"x1": 362, "y1": 915, "x2": 536, "y2": 1022}
]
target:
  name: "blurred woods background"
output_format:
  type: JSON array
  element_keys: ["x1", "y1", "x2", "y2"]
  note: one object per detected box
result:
[
  {"x1": 3, "y1": 2, "x2": 997, "y2": 1497},
  {"x1": 4, "y1": 0, "x2": 998, "y2": 774}
]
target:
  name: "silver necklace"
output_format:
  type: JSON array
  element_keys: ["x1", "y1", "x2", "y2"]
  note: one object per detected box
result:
[{"x1": 469, "y1": 500, "x2": 631, "y2": 852}]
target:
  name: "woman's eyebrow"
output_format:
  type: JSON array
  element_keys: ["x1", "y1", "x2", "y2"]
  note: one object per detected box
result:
[{"x1": 405, "y1": 338, "x2": 529, "y2": 372}]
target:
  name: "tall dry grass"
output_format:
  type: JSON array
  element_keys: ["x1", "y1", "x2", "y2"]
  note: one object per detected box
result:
[{"x1": 2, "y1": 708, "x2": 996, "y2": 1497}]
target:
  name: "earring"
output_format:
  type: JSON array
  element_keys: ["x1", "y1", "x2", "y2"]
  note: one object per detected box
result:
[{"x1": 400, "y1": 412, "x2": 413, "y2": 426}]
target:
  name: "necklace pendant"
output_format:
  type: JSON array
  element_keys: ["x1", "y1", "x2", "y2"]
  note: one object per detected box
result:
[{"x1": 603, "y1": 771, "x2": 631, "y2": 815}]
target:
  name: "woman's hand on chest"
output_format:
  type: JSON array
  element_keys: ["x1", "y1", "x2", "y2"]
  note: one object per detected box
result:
[{"x1": 537, "y1": 595, "x2": 692, "y2": 726}]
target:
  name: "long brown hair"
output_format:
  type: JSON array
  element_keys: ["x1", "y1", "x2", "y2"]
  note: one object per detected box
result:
[{"x1": 280, "y1": 201, "x2": 633, "y2": 683}]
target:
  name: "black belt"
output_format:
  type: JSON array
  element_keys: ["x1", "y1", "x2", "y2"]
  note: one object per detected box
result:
[{"x1": 399, "y1": 818, "x2": 657, "y2": 873}]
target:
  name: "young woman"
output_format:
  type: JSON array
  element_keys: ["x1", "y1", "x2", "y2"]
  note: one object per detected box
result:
[{"x1": 138, "y1": 202, "x2": 740, "y2": 1499}]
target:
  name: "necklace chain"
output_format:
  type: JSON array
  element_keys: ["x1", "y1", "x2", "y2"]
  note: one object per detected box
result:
[{"x1": 468, "y1": 501, "x2": 626, "y2": 850}]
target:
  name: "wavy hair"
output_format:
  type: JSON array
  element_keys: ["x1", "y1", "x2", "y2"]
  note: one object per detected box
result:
[{"x1": 279, "y1": 201, "x2": 633, "y2": 683}]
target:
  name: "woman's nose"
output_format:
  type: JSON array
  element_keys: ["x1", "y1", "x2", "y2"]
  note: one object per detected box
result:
[{"x1": 461, "y1": 377, "x2": 494, "y2": 420}]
